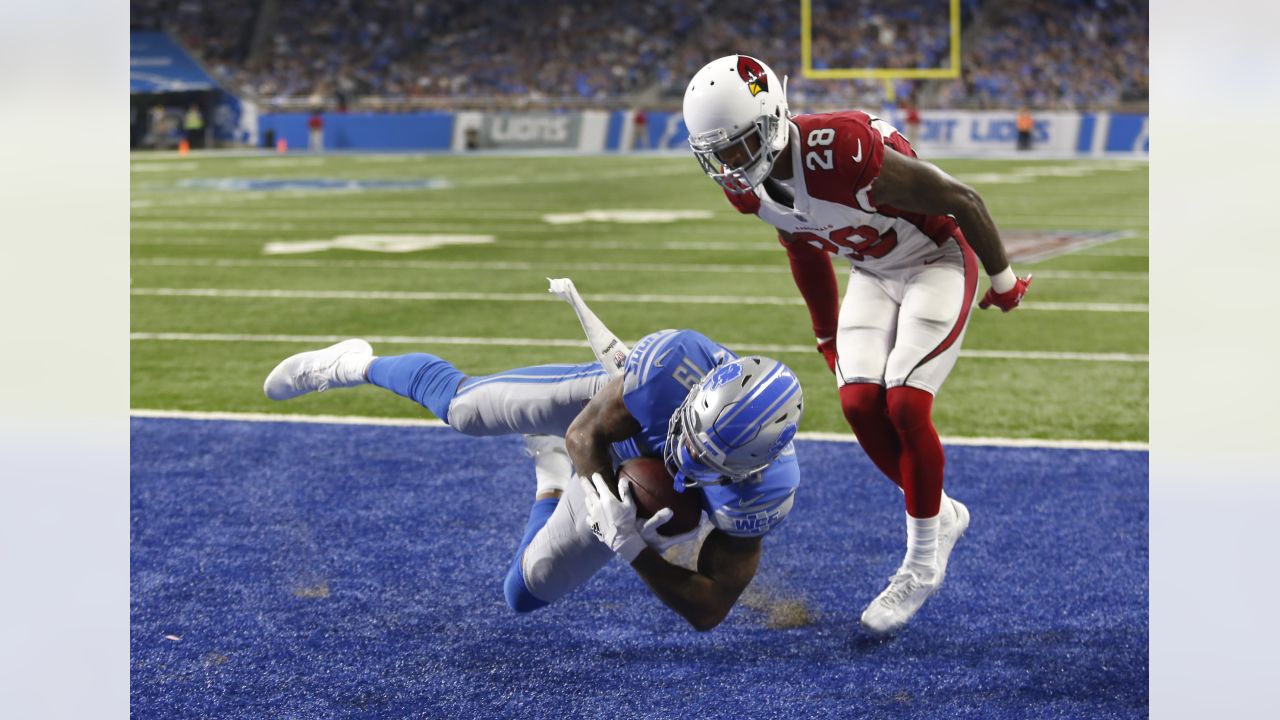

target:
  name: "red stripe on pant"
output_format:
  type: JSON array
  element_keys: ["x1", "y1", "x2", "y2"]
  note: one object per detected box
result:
[{"x1": 908, "y1": 239, "x2": 979, "y2": 378}]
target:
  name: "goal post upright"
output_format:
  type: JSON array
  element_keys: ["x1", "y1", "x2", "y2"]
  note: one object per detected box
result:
[{"x1": 799, "y1": 0, "x2": 961, "y2": 81}]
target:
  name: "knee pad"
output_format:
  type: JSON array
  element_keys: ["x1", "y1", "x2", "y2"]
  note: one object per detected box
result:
[
  {"x1": 839, "y1": 382, "x2": 886, "y2": 424},
  {"x1": 886, "y1": 386, "x2": 935, "y2": 433}
]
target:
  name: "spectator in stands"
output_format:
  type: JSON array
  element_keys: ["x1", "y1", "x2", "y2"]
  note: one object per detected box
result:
[{"x1": 136, "y1": 0, "x2": 1146, "y2": 113}]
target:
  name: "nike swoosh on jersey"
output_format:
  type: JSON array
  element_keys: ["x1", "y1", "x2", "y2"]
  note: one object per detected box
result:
[
  {"x1": 852, "y1": 139, "x2": 863, "y2": 163},
  {"x1": 651, "y1": 346, "x2": 677, "y2": 368}
]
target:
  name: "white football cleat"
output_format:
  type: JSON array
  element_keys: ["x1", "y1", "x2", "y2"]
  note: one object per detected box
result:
[
  {"x1": 936, "y1": 496, "x2": 970, "y2": 582},
  {"x1": 263, "y1": 339, "x2": 373, "y2": 401},
  {"x1": 859, "y1": 565, "x2": 942, "y2": 636}
]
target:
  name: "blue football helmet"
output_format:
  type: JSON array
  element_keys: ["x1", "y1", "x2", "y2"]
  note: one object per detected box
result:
[{"x1": 664, "y1": 356, "x2": 804, "y2": 490}]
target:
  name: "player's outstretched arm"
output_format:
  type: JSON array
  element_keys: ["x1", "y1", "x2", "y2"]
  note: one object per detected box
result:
[
  {"x1": 564, "y1": 374, "x2": 641, "y2": 495},
  {"x1": 873, "y1": 150, "x2": 1032, "y2": 311},
  {"x1": 629, "y1": 529, "x2": 762, "y2": 632},
  {"x1": 547, "y1": 277, "x2": 630, "y2": 377}
]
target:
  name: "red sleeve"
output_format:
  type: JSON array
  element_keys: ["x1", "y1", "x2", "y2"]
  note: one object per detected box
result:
[
  {"x1": 779, "y1": 232, "x2": 840, "y2": 340},
  {"x1": 838, "y1": 116, "x2": 885, "y2": 195},
  {"x1": 796, "y1": 112, "x2": 885, "y2": 211}
]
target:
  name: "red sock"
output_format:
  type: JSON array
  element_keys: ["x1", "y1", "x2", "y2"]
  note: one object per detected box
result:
[
  {"x1": 886, "y1": 386, "x2": 945, "y2": 518},
  {"x1": 839, "y1": 383, "x2": 903, "y2": 488}
]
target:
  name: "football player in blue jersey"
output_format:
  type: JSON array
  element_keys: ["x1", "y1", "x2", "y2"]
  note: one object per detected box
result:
[{"x1": 262, "y1": 280, "x2": 804, "y2": 631}]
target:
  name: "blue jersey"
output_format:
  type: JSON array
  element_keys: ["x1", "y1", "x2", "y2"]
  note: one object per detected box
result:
[{"x1": 610, "y1": 329, "x2": 802, "y2": 538}]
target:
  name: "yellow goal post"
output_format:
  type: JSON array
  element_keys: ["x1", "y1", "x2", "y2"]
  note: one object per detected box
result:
[{"x1": 800, "y1": 0, "x2": 961, "y2": 80}]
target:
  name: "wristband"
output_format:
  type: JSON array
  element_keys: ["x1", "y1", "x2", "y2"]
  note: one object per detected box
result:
[{"x1": 990, "y1": 266, "x2": 1016, "y2": 294}]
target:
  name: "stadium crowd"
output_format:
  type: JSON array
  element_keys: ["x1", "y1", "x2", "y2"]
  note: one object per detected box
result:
[
  {"x1": 132, "y1": 0, "x2": 1147, "y2": 110},
  {"x1": 938, "y1": 0, "x2": 1148, "y2": 109}
]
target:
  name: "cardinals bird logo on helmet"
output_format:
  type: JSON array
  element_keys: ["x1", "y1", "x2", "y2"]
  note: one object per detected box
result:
[{"x1": 737, "y1": 56, "x2": 769, "y2": 96}]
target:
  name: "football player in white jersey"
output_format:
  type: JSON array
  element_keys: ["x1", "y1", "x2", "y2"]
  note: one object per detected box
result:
[{"x1": 682, "y1": 55, "x2": 1033, "y2": 635}]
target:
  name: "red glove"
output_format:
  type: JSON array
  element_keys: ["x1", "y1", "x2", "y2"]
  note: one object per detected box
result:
[
  {"x1": 721, "y1": 176, "x2": 761, "y2": 215},
  {"x1": 978, "y1": 274, "x2": 1033, "y2": 312},
  {"x1": 817, "y1": 338, "x2": 838, "y2": 374}
]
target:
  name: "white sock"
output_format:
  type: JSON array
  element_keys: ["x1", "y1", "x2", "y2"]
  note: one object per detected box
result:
[
  {"x1": 335, "y1": 353, "x2": 372, "y2": 386},
  {"x1": 904, "y1": 512, "x2": 940, "y2": 575}
]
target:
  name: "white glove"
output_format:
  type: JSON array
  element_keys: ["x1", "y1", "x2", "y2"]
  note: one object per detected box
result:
[
  {"x1": 546, "y1": 277, "x2": 579, "y2": 304},
  {"x1": 639, "y1": 508, "x2": 705, "y2": 554},
  {"x1": 547, "y1": 277, "x2": 630, "y2": 377},
  {"x1": 581, "y1": 473, "x2": 647, "y2": 563}
]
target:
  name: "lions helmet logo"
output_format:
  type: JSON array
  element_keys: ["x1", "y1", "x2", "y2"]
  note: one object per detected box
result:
[
  {"x1": 705, "y1": 361, "x2": 743, "y2": 391},
  {"x1": 736, "y1": 56, "x2": 769, "y2": 96}
]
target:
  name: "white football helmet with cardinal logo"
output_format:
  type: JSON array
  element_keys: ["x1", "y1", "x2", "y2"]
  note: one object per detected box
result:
[{"x1": 682, "y1": 55, "x2": 790, "y2": 193}]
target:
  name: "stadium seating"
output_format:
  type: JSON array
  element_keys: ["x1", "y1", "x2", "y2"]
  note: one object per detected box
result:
[{"x1": 131, "y1": 0, "x2": 1147, "y2": 110}]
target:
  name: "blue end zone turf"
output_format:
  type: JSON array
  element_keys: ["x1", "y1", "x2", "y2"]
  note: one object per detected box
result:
[{"x1": 131, "y1": 418, "x2": 1148, "y2": 718}]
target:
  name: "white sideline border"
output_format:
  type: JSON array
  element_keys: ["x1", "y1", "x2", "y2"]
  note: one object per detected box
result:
[
  {"x1": 129, "y1": 409, "x2": 1149, "y2": 452},
  {"x1": 130, "y1": 287, "x2": 1150, "y2": 313},
  {"x1": 128, "y1": 331, "x2": 1149, "y2": 363}
]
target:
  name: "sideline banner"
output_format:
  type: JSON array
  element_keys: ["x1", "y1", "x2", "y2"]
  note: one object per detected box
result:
[
  {"x1": 451, "y1": 111, "x2": 609, "y2": 151},
  {"x1": 883, "y1": 110, "x2": 1083, "y2": 155},
  {"x1": 250, "y1": 108, "x2": 1146, "y2": 156}
]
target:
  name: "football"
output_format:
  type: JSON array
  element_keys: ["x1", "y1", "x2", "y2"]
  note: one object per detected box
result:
[{"x1": 618, "y1": 456, "x2": 702, "y2": 536}]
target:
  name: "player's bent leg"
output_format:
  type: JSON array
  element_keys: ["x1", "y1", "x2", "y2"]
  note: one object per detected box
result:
[
  {"x1": 835, "y1": 268, "x2": 903, "y2": 487},
  {"x1": 886, "y1": 387, "x2": 944, "y2": 519},
  {"x1": 366, "y1": 352, "x2": 467, "y2": 422},
  {"x1": 263, "y1": 339, "x2": 373, "y2": 401},
  {"x1": 859, "y1": 388, "x2": 971, "y2": 635},
  {"x1": 839, "y1": 383, "x2": 903, "y2": 487},
  {"x1": 447, "y1": 363, "x2": 610, "y2": 438},
  {"x1": 861, "y1": 252, "x2": 978, "y2": 635},
  {"x1": 504, "y1": 497, "x2": 560, "y2": 612},
  {"x1": 505, "y1": 436, "x2": 577, "y2": 612},
  {"x1": 365, "y1": 356, "x2": 608, "y2": 438},
  {"x1": 504, "y1": 467, "x2": 613, "y2": 611}
]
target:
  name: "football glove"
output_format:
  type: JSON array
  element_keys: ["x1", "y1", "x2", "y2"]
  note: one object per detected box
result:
[
  {"x1": 639, "y1": 508, "x2": 705, "y2": 554},
  {"x1": 817, "y1": 337, "x2": 838, "y2": 374},
  {"x1": 581, "y1": 473, "x2": 647, "y2": 563},
  {"x1": 978, "y1": 274, "x2": 1033, "y2": 312}
]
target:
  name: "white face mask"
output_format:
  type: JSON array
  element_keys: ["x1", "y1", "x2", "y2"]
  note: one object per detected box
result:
[{"x1": 689, "y1": 114, "x2": 783, "y2": 193}]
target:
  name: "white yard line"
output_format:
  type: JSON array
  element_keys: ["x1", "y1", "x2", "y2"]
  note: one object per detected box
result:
[
  {"x1": 129, "y1": 287, "x2": 1149, "y2": 312},
  {"x1": 129, "y1": 408, "x2": 1149, "y2": 451},
  {"x1": 1019, "y1": 301, "x2": 1147, "y2": 312},
  {"x1": 129, "y1": 331, "x2": 1149, "y2": 363},
  {"x1": 130, "y1": 257, "x2": 1148, "y2": 280},
  {"x1": 127, "y1": 284, "x2": 1152, "y2": 310},
  {"x1": 132, "y1": 208, "x2": 565, "y2": 220},
  {"x1": 1076, "y1": 248, "x2": 1150, "y2": 257},
  {"x1": 1021, "y1": 270, "x2": 1148, "y2": 280}
]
